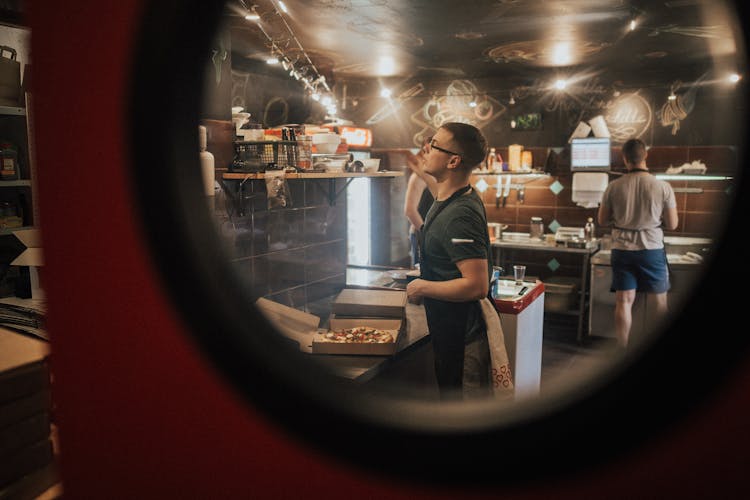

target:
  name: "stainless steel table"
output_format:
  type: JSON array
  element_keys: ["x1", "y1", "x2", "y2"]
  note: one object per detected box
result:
[{"x1": 491, "y1": 237, "x2": 600, "y2": 343}]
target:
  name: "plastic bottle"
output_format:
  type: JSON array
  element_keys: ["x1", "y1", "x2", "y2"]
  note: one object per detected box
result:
[
  {"x1": 584, "y1": 217, "x2": 595, "y2": 241},
  {"x1": 199, "y1": 125, "x2": 215, "y2": 197},
  {"x1": 487, "y1": 147, "x2": 496, "y2": 171}
]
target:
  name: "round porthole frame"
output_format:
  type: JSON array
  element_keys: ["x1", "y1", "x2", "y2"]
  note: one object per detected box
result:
[{"x1": 128, "y1": 0, "x2": 750, "y2": 486}]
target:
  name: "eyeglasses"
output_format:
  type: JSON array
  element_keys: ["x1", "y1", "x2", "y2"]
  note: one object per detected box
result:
[{"x1": 426, "y1": 136, "x2": 462, "y2": 157}]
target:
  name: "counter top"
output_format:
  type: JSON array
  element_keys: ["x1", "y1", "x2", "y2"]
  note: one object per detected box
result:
[
  {"x1": 492, "y1": 237, "x2": 600, "y2": 254},
  {"x1": 591, "y1": 249, "x2": 708, "y2": 266}
]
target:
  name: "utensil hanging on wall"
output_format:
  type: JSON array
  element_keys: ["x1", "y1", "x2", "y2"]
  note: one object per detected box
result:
[{"x1": 502, "y1": 175, "x2": 511, "y2": 207}]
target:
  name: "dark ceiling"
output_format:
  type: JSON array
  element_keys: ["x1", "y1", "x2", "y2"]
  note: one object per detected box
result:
[{"x1": 226, "y1": 0, "x2": 746, "y2": 95}]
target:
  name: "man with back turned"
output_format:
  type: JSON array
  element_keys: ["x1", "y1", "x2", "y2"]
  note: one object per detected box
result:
[
  {"x1": 406, "y1": 122, "x2": 493, "y2": 399},
  {"x1": 597, "y1": 138, "x2": 678, "y2": 349}
]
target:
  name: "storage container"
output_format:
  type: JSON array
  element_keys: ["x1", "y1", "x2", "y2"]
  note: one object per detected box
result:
[{"x1": 543, "y1": 276, "x2": 579, "y2": 313}]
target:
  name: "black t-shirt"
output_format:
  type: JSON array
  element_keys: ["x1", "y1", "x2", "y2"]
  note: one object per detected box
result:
[{"x1": 421, "y1": 188, "x2": 492, "y2": 342}]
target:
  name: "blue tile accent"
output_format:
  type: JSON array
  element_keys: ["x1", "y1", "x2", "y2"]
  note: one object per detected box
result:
[
  {"x1": 549, "y1": 180, "x2": 564, "y2": 195},
  {"x1": 549, "y1": 219, "x2": 561, "y2": 233},
  {"x1": 547, "y1": 258, "x2": 560, "y2": 271}
]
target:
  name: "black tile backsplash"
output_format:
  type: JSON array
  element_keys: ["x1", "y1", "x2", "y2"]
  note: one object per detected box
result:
[
  {"x1": 217, "y1": 177, "x2": 349, "y2": 313},
  {"x1": 305, "y1": 241, "x2": 347, "y2": 284}
]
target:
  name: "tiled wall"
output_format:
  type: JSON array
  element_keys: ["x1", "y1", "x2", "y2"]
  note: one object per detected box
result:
[
  {"x1": 475, "y1": 145, "x2": 736, "y2": 234},
  {"x1": 470, "y1": 145, "x2": 737, "y2": 280},
  {"x1": 213, "y1": 175, "x2": 349, "y2": 319}
]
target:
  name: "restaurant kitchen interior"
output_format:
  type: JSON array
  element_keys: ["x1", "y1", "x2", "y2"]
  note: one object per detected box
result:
[{"x1": 1, "y1": 0, "x2": 749, "y2": 496}]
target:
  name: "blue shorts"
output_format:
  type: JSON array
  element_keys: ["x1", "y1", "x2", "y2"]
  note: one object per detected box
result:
[{"x1": 610, "y1": 248, "x2": 670, "y2": 293}]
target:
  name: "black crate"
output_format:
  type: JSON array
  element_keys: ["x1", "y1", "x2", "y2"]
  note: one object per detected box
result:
[{"x1": 231, "y1": 139, "x2": 312, "y2": 172}]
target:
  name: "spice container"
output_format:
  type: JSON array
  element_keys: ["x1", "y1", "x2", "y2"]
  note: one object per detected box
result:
[
  {"x1": 530, "y1": 217, "x2": 544, "y2": 240},
  {"x1": 0, "y1": 142, "x2": 19, "y2": 180}
]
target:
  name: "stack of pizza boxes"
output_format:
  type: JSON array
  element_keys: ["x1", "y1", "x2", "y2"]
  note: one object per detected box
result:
[{"x1": 315, "y1": 289, "x2": 406, "y2": 355}]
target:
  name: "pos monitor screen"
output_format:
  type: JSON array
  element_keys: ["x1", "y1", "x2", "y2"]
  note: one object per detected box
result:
[{"x1": 570, "y1": 137, "x2": 611, "y2": 171}]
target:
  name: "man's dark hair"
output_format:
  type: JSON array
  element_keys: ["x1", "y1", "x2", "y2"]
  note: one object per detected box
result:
[
  {"x1": 441, "y1": 122, "x2": 488, "y2": 169},
  {"x1": 622, "y1": 138, "x2": 647, "y2": 165}
]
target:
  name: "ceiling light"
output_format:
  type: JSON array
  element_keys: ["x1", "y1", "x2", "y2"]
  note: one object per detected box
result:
[
  {"x1": 552, "y1": 43, "x2": 571, "y2": 66},
  {"x1": 510, "y1": 119, "x2": 517, "y2": 129},
  {"x1": 277, "y1": 1, "x2": 288, "y2": 14},
  {"x1": 629, "y1": 20, "x2": 637, "y2": 31},
  {"x1": 377, "y1": 56, "x2": 396, "y2": 76},
  {"x1": 668, "y1": 93, "x2": 677, "y2": 101},
  {"x1": 509, "y1": 96, "x2": 515, "y2": 105},
  {"x1": 469, "y1": 100, "x2": 477, "y2": 108},
  {"x1": 244, "y1": 5, "x2": 260, "y2": 21},
  {"x1": 266, "y1": 57, "x2": 279, "y2": 64},
  {"x1": 729, "y1": 73, "x2": 741, "y2": 83},
  {"x1": 554, "y1": 79, "x2": 567, "y2": 90},
  {"x1": 311, "y1": 93, "x2": 320, "y2": 101},
  {"x1": 380, "y1": 88, "x2": 392, "y2": 98}
]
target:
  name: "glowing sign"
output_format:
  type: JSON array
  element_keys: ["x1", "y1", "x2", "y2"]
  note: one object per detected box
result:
[{"x1": 338, "y1": 127, "x2": 373, "y2": 148}]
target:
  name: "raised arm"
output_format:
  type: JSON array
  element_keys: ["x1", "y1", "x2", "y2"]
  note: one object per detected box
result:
[{"x1": 404, "y1": 172, "x2": 428, "y2": 231}]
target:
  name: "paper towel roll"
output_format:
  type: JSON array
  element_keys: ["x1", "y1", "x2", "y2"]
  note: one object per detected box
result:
[
  {"x1": 572, "y1": 172, "x2": 609, "y2": 207},
  {"x1": 589, "y1": 115, "x2": 610, "y2": 138}
]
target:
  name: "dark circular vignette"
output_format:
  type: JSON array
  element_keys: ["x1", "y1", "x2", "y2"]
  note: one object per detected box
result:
[{"x1": 127, "y1": 0, "x2": 750, "y2": 488}]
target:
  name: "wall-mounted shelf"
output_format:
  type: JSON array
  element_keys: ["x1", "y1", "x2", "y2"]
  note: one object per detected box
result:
[
  {"x1": 0, "y1": 225, "x2": 34, "y2": 236},
  {"x1": 221, "y1": 170, "x2": 404, "y2": 211},
  {"x1": 654, "y1": 174, "x2": 733, "y2": 181},
  {"x1": 0, "y1": 180, "x2": 31, "y2": 187},
  {"x1": 222, "y1": 170, "x2": 403, "y2": 181},
  {"x1": 0, "y1": 106, "x2": 25, "y2": 116},
  {"x1": 472, "y1": 169, "x2": 549, "y2": 178}
]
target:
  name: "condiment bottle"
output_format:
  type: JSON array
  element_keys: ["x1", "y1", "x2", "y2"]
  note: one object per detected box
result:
[
  {"x1": 584, "y1": 217, "x2": 595, "y2": 241},
  {"x1": 487, "y1": 147, "x2": 496, "y2": 171}
]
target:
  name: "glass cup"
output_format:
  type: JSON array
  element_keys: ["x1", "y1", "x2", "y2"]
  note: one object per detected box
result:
[{"x1": 513, "y1": 265, "x2": 526, "y2": 285}]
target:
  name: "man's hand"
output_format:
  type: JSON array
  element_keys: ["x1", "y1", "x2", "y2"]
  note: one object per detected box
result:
[
  {"x1": 406, "y1": 149, "x2": 426, "y2": 173},
  {"x1": 406, "y1": 278, "x2": 425, "y2": 305}
]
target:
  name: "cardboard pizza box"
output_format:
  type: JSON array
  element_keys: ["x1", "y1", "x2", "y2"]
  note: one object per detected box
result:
[
  {"x1": 312, "y1": 317, "x2": 403, "y2": 356},
  {"x1": 254, "y1": 297, "x2": 318, "y2": 353},
  {"x1": 330, "y1": 289, "x2": 406, "y2": 318}
]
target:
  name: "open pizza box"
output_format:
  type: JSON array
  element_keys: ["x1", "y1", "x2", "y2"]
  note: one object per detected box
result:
[
  {"x1": 320, "y1": 288, "x2": 406, "y2": 355},
  {"x1": 255, "y1": 297, "x2": 318, "y2": 353},
  {"x1": 255, "y1": 289, "x2": 406, "y2": 356}
]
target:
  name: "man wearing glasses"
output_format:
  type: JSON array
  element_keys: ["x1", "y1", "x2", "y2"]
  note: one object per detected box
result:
[{"x1": 406, "y1": 122, "x2": 494, "y2": 399}]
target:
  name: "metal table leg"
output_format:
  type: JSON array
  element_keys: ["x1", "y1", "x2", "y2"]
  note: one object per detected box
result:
[{"x1": 577, "y1": 253, "x2": 591, "y2": 344}]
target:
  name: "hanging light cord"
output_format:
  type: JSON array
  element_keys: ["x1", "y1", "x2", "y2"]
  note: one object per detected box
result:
[{"x1": 266, "y1": 0, "x2": 331, "y2": 92}]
